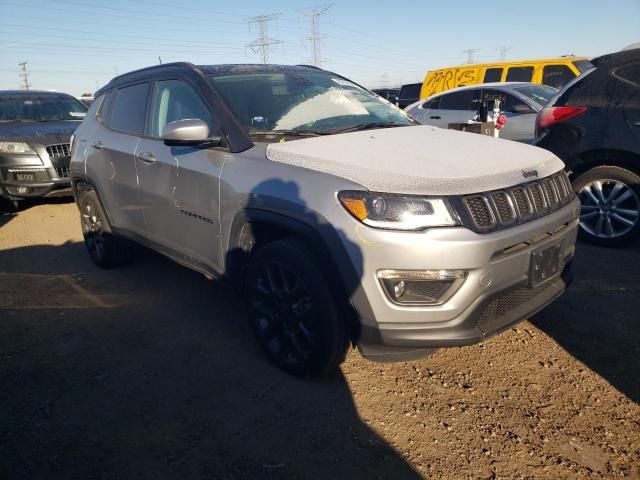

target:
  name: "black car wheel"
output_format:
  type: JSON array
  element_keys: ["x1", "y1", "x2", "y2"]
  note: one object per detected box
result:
[
  {"x1": 80, "y1": 189, "x2": 131, "y2": 268},
  {"x1": 573, "y1": 166, "x2": 640, "y2": 247},
  {"x1": 0, "y1": 197, "x2": 21, "y2": 213},
  {"x1": 244, "y1": 239, "x2": 350, "y2": 377}
]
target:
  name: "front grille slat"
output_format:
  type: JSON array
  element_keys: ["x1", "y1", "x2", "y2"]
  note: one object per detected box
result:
[
  {"x1": 46, "y1": 143, "x2": 70, "y2": 158},
  {"x1": 460, "y1": 172, "x2": 575, "y2": 234}
]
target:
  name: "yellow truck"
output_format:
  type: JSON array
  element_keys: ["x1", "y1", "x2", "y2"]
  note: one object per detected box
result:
[{"x1": 420, "y1": 57, "x2": 593, "y2": 99}]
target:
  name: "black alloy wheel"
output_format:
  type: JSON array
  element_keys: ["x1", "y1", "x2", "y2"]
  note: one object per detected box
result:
[
  {"x1": 244, "y1": 239, "x2": 349, "y2": 377},
  {"x1": 80, "y1": 190, "x2": 130, "y2": 268}
]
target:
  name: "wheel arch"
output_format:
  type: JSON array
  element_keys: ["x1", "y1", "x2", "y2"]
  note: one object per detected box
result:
[
  {"x1": 226, "y1": 209, "x2": 368, "y2": 342},
  {"x1": 566, "y1": 149, "x2": 640, "y2": 180}
]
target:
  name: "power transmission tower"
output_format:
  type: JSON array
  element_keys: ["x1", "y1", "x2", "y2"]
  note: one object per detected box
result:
[
  {"x1": 495, "y1": 45, "x2": 511, "y2": 60},
  {"x1": 299, "y1": 4, "x2": 331, "y2": 67},
  {"x1": 380, "y1": 73, "x2": 389, "y2": 88},
  {"x1": 461, "y1": 48, "x2": 481, "y2": 65},
  {"x1": 245, "y1": 14, "x2": 283, "y2": 64},
  {"x1": 18, "y1": 62, "x2": 30, "y2": 90}
]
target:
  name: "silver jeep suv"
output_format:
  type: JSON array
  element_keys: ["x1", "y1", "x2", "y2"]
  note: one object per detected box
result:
[{"x1": 70, "y1": 63, "x2": 579, "y2": 377}]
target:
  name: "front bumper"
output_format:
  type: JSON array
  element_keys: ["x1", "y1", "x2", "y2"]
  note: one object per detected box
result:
[
  {"x1": 326, "y1": 197, "x2": 580, "y2": 362},
  {"x1": 0, "y1": 155, "x2": 72, "y2": 199}
]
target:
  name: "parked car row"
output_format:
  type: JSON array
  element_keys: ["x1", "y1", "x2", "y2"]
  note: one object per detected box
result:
[{"x1": 400, "y1": 48, "x2": 640, "y2": 247}]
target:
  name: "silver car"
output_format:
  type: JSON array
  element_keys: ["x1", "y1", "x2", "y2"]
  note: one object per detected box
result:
[
  {"x1": 405, "y1": 82, "x2": 557, "y2": 143},
  {"x1": 70, "y1": 63, "x2": 579, "y2": 377}
]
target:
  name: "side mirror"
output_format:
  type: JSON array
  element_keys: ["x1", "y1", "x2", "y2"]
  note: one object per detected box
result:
[
  {"x1": 162, "y1": 118, "x2": 220, "y2": 147},
  {"x1": 511, "y1": 104, "x2": 535, "y2": 114}
]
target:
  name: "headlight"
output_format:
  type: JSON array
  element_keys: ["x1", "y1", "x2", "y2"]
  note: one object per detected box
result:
[
  {"x1": 0, "y1": 142, "x2": 36, "y2": 154},
  {"x1": 338, "y1": 191, "x2": 460, "y2": 231}
]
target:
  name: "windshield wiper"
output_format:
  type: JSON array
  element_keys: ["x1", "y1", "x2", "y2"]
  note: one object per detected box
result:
[
  {"x1": 250, "y1": 129, "x2": 326, "y2": 137},
  {"x1": 329, "y1": 122, "x2": 411, "y2": 134}
]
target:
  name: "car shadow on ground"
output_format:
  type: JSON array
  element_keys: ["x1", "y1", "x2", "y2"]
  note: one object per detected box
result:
[
  {"x1": 0, "y1": 240, "x2": 421, "y2": 479},
  {"x1": 531, "y1": 241, "x2": 640, "y2": 404}
]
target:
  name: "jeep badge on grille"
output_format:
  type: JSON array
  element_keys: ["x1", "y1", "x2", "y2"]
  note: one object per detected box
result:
[{"x1": 522, "y1": 169, "x2": 539, "y2": 179}]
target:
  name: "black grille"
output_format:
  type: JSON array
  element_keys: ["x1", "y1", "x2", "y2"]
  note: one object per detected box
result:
[
  {"x1": 511, "y1": 187, "x2": 533, "y2": 218},
  {"x1": 491, "y1": 191, "x2": 516, "y2": 224},
  {"x1": 459, "y1": 172, "x2": 575, "y2": 233},
  {"x1": 56, "y1": 167, "x2": 70, "y2": 178},
  {"x1": 463, "y1": 195, "x2": 495, "y2": 229},
  {"x1": 46, "y1": 143, "x2": 70, "y2": 158},
  {"x1": 478, "y1": 282, "x2": 553, "y2": 326},
  {"x1": 542, "y1": 178, "x2": 558, "y2": 206},
  {"x1": 527, "y1": 182, "x2": 547, "y2": 212}
]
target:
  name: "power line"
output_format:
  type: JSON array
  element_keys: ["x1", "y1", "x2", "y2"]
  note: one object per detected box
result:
[
  {"x1": 245, "y1": 14, "x2": 283, "y2": 64},
  {"x1": 495, "y1": 45, "x2": 512, "y2": 60},
  {"x1": 18, "y1": 62, "x2": 30, "y2": 90},
  {"x1": 299, "y1": 4, "x2": 331, "y2": 67},
  {"x1": 461, "y1": 48, "x2": 481, "y2": 64}
]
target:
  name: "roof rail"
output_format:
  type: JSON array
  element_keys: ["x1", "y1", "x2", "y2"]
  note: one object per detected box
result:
[
  {"x1": 111, "y1": 61, "x2": 196, "y2": 83},
  {"x1": 295, "y1": 64, "x2": 324, "y2": 70}
]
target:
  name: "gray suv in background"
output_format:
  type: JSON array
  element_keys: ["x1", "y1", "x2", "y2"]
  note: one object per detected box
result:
[
  {"x1": 70, "y1": 63, "x2": 579, "y2": 377},
  {"x1": 0, "y1": 90, "x2": 87, "y2": 210}
]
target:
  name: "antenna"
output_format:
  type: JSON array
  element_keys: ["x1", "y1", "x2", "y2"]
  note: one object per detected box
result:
[
  {"x1": 245, "y1": 14, "x2": 283, "y2": 64},
  {"x1": 18, "y1": 62, "x2": 31, "y2": 90},
  {"x1": 461, "y1": 48, "x2": 481, "y2": 65},
  {"x1": 299, "y1": 4, "x2": 331, "y2": 67}
]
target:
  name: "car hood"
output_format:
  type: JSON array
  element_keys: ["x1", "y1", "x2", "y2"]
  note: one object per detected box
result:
[
  {"x1": 265, "y1": 125, "x2": 565, "y2": 195},
  {"x1": 0, "y1": 120, "x2": 81, "y2": 145}
]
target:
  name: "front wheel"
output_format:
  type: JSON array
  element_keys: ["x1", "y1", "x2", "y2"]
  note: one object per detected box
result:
[
  {"x1": 243, "y1": 239, "x2": 350, "y2": 377},
  {"x1": 573, "y1": 165, "x2": 640, "y2": 247},
  {"x1": 79, "y1": 189, "x2": 132, "y2": 268}
]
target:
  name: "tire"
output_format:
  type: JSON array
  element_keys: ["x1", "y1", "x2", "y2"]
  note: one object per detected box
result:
[
  {"x1": 572, "y1": 165, "x2": 640, "y2": 247},
  {"x1": 79, "y1": 189, "x2": 132, "y2": 268},
  {"x1": 243, "y1": 238, "x2": 350, "y2": 378},
  {"x1": 0, "y1": 197, "x2": 20, "y2": 213}
]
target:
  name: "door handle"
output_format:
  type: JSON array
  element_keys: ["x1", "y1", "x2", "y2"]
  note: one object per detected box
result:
[
  {"x1": 91, "y1": 140, "x2": 103, "y2": 150},
  {"x1": 430, "y1": 116, "x2": 441, "y2": 120},
  {"x1": 136, "y1": 151, "x2": 157, "y2": 164}
]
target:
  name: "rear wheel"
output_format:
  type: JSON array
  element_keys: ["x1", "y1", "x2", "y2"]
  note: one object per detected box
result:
[
  {"x1": 573, "y1": 166, "x2": 640, "y2": 247},
  {"x1": 243, "y1": 239, "x2": 350, "y2": 377},
  {"x1": 79, "y1": 189, "x2": 131, "y2": 268}
]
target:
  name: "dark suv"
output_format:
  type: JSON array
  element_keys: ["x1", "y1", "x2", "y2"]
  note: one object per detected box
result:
[
  {"x1": 535, "y1": 48, "x2": 640, "y2": 246},
  {"x1": 0, "y1": 90, "x2": 87, "y2": 210},
  {"x1": 396, "y1": 82, "x2": 422, "y2": 109}
]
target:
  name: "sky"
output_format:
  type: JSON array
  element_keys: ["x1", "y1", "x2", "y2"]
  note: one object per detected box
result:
[{"x1": 0, "y1": 0, "x2": 638, "y2": 96}]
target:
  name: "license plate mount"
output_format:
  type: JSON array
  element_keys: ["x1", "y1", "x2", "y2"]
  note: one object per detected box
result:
[{"x1": 529, "y1": 242, "x2": 562, "y2": 288}]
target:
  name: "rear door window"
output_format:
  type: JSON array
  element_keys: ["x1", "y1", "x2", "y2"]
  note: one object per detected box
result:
[
  {"x1": 506, "y1": 66, "x2": 534, "y2": 82},
  {"x1": 422, "y1": 96, "x2": 440, "y2": 109},
  {"x1": 483, "y1": 68, "x2": 503, "y2": 83},
  {"x1": 542, "y1": 65, "x2": 576, "y2": 89},
  {"x1": 438, "y1": 89, "x2": 478, "y2": 110},
  {"x1": 108, "y1": 83, "x2": 150, "y2": 135},
  {"x1": 481, "y1": 89, "x2": 524, "y2": 112}
]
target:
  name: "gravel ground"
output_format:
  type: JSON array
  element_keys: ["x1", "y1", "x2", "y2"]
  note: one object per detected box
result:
[{"x1": 1, "y1": 199, "x2": 639, "y2": 480}]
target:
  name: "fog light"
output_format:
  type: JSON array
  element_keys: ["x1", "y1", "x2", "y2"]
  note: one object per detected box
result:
[
  {"x1": 378, "y1": 269, "x2": 467, "y2": 306},
  {"x1": 17, "y1": 186, "x2": 30, "y2": 194},
  {"x1": 393, "y1": 280, "x2": 406, "y2": 298}
]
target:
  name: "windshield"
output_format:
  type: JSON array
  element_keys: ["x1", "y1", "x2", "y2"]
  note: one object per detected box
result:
[
  {"x1": 513, "y1": 84, "x2": 558, "y2": 107},
  {"x1": 0, "y1": 95, "x2": 88, "y2": 122},
  {"x1": 209, "y1": 71, "x2": 414, "y2": 135}
]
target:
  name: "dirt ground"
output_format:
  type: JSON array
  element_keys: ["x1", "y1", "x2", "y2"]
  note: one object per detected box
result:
[{"x1": 1, "y1": 199, "x2": 639, "y2": 480}]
